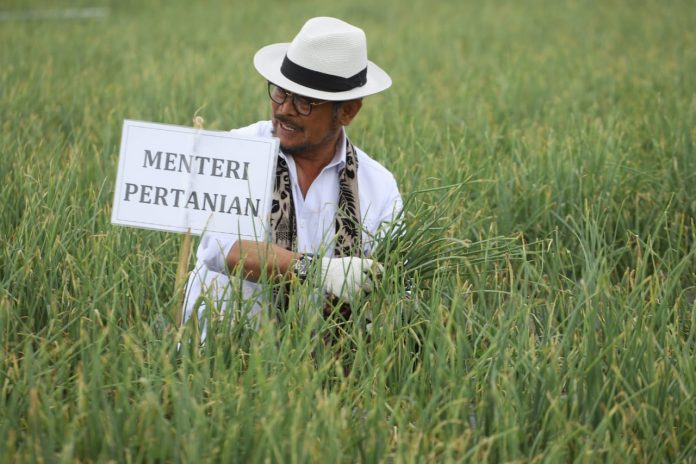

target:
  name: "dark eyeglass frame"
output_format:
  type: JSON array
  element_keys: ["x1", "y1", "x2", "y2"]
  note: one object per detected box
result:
[{"x1": 267, "y1": 82, "x2": 330, "y2": 116}]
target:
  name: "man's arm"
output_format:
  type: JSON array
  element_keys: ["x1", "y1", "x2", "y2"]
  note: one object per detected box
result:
[
  {"x1": 225, "y1": 239, "x2": 300, "y2": 282},
  {"x1": 225, "y1": 239, "x2": 378, "y2": 302}
]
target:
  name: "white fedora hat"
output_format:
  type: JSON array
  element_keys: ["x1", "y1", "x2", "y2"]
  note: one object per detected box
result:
[{"x1": 254, "y1": 17, "x2": 392, "y2": 101}]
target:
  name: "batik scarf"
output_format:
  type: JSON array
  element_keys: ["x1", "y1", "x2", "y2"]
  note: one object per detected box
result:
[{"x1": 270, "y1": 138, "x2": 361, "y2": 257}]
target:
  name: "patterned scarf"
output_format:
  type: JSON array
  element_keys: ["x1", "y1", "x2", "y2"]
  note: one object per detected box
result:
[{"x1": 270, "y1": 138, "x2": 362, "y2": 257}]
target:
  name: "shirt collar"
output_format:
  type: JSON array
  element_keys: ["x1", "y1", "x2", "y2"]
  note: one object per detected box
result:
[{"x1": 326, "y1": 129, "x2": 347, "y2": 170}]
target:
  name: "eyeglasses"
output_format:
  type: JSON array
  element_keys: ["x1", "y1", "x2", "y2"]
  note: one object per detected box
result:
[{"x1": 267, "y1": 82, "x2": 330, "y2": 116}]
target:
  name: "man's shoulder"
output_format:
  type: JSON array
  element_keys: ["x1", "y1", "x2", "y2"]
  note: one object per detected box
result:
[
  {"x1": 354, "y1": 145, "x2": 397, "y2": 184},
  {"x1": 229, "y1": 120, "x2": 273, "y2": 137}
]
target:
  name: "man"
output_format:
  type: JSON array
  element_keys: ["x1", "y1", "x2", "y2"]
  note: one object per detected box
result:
[{"x1": 182, "y1": 17, "x2": 401, "y2": 329}]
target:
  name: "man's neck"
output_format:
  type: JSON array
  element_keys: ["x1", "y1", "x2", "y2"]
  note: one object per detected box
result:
[{"x1": 291, "y1": 132, "x2": 343, "y2": 197}]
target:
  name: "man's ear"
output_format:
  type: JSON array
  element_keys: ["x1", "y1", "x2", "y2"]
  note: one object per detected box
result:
[{"x1": 337, "y1": 99, "x2": 363, "y2": 126}]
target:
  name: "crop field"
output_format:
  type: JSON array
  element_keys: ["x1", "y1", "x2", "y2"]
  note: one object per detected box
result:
[{"x1": 1, "y1": 0, "x2": 695, "y2": 462}]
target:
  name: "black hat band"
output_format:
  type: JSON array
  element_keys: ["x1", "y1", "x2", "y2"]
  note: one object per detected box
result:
[{"x1": 281, "y1": 55, "x2": 367, "y2": 93}]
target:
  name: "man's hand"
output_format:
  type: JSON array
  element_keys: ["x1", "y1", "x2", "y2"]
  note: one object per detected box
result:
[{"x1": 320, "y1": 257, "x2": 382, "y2": 303}]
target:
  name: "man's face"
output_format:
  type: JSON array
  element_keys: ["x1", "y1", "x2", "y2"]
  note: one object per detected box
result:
[{"x1": 271, "y1": 92, "x2": 342, "y2": 158}]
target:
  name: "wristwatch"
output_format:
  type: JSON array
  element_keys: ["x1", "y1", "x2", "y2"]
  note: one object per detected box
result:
[{"x1": 292, "y1": 253, "x2": 314, "y2": 281}]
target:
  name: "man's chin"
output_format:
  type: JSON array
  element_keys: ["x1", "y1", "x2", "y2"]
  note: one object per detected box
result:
[{"x1": 279, "y1": 143, "x2": 307, "y2": 156}]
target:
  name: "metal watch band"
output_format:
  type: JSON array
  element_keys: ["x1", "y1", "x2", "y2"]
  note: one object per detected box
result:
[{"x1": 292, "y1": 253, "x2": 314, "y2": 281}]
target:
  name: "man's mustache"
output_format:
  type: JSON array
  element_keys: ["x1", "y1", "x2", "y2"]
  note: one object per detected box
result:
[{"x1": 274, "y1": 115, "x2": 303, "y2": 131}]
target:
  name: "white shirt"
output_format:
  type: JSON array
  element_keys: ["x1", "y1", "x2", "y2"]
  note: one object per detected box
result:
[{"x1": 182, "y1": 120, "x2": 401, "y2": 327}]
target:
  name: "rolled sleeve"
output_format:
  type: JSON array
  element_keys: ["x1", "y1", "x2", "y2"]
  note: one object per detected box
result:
[{"x1": 196, "y1": 232, "x2": 235, "y2": 274}]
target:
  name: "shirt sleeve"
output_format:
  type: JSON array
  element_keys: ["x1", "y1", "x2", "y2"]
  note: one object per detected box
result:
[
  {"x1": 196, "y1": 231, "x2": 235, "y2": 274},
  {"x1": 363, "y1": 174, "x2": 403, "y2": 256},
  {"x1": 377, "y1": 184, "x2": 403, "y2": 226}
]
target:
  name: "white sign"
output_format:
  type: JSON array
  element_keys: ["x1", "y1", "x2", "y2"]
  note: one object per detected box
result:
[{"x1": 112, "y1": 120, "x2": 279, "y2": 238}]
